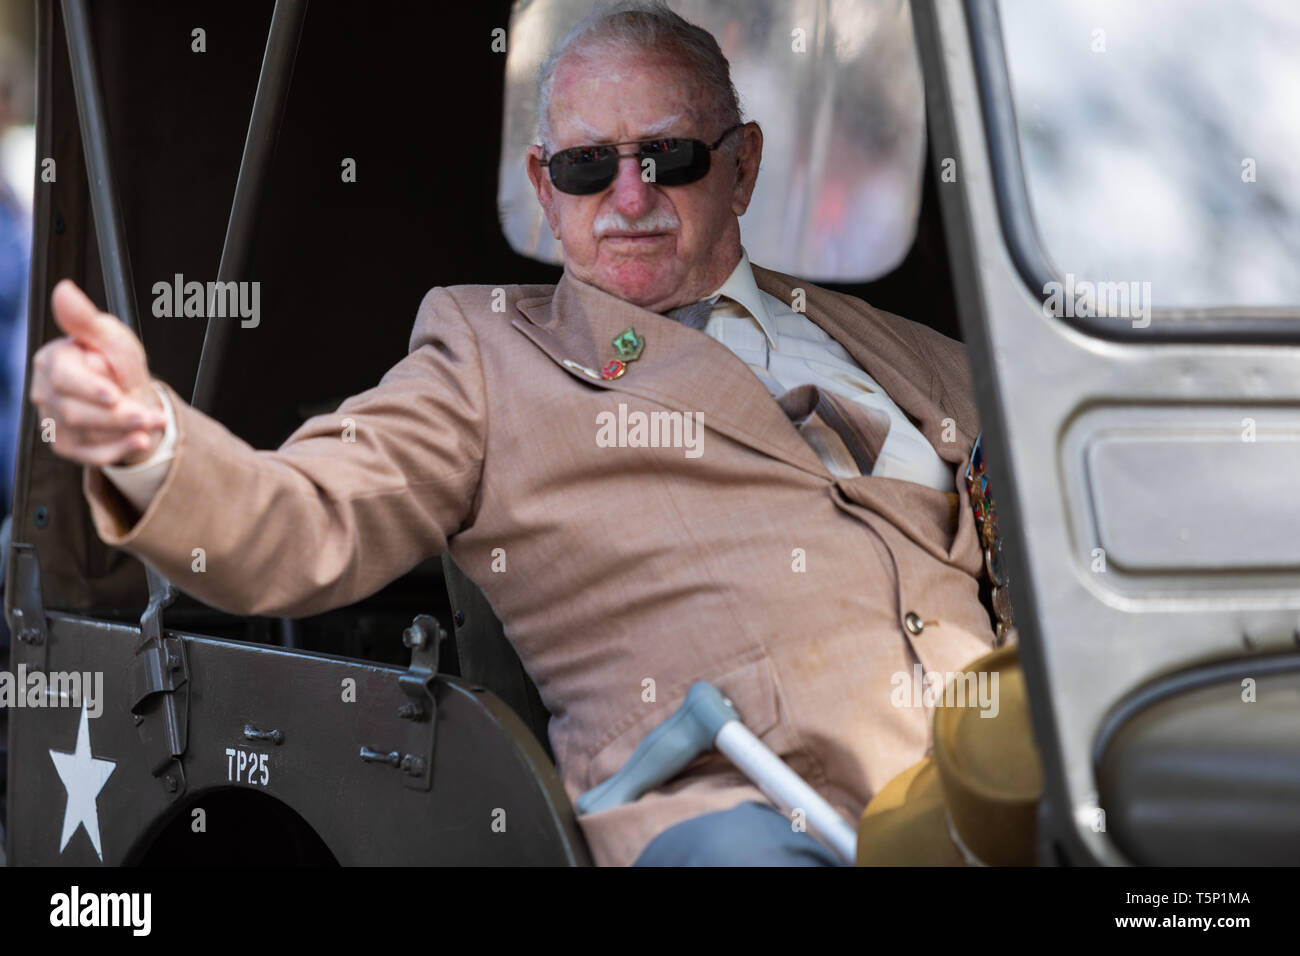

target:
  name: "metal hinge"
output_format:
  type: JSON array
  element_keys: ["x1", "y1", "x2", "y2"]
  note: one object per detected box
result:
[
  {"x1": 9, "y1": 545, "x2": 50, "y2": 672},
  {"x1": 359, "y1": 614, "x2": 444, "y2": 792},
  {"x1": 128, "y1": 564, "x2": 188, "y2": 798}
]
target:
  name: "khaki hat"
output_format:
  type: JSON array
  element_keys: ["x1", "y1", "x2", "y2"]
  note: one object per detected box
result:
[{"x1": 857, "y1": 643, "x2": 1042, "y2": 865}]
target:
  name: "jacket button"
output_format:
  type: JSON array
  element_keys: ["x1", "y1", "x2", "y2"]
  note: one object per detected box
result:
[{"x1": 904, "y1": 612, "x2": 924, "y2": 636}]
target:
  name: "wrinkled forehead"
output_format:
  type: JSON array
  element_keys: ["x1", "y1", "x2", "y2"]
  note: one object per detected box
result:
[{"x1": 546, "y1": 49, "x2": 708, "y2": 147}]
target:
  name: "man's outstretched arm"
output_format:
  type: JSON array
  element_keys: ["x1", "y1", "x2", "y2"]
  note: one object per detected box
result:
[{"x1": 31, "y1": 280, "x2": 487, "y2": 618}]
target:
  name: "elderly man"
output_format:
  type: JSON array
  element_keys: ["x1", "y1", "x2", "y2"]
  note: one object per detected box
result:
[{"x1": 29, "y1": 3, "x2": 995, "y2": 866}]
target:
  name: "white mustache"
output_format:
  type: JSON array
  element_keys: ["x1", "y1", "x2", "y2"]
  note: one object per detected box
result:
[{"x1": 593, "y1": 208, "x2": 680, "y2": 237}]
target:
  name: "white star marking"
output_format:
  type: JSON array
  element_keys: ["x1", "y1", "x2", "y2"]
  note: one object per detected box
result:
[{"x1": 49, "y1": 701, "x2": 116, "y2": 860}]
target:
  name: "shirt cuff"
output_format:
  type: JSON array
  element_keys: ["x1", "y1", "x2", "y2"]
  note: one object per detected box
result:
[{"x1": 101, "y1": 381, "x2": 177, "y2": 513}]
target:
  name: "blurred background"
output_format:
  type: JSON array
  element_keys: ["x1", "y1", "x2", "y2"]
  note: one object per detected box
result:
[
  {"x1": 504, "y1": 0, "x2": 1300, "y2": 308},
  {"x1": 0, "y1": 0, "x2": 32, "y2": 532},
  {"x1": 0, "y1": 0, "x2": 31, "y2": 848},
  {"x1": 1001, "y1": 0, "x2": 1300, "y2": 310}
]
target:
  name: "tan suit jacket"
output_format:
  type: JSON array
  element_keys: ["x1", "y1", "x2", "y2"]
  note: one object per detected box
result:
[{"x1": 84, "y1": 264, "x2": 996, "y2": 866}]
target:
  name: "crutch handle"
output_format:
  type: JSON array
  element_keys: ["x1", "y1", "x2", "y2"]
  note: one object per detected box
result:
[{"x1": 575, "y1": 682, "x2": 738, "y2": 814}]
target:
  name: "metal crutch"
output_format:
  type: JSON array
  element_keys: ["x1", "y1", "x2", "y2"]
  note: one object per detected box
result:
[{"x1": 576, "y1": 682, "x2": 858, "y2": 863}]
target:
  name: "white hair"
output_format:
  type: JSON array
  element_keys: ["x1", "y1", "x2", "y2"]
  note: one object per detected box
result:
[{"x1": 537, "y1": 1, "x2": 743, "y2": 151}]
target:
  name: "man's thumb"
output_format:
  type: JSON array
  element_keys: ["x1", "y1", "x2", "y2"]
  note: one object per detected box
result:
[{"x1": 51, "y1": 279, "x2": 150, "y2": 388}]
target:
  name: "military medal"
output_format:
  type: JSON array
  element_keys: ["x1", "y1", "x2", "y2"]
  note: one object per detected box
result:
[
  {"x1": 966, "y1": 432, "x2": 1014, "y2": 645},
  {"x1": 563, "y1": 328, "x2": 644, "y2": 382}
]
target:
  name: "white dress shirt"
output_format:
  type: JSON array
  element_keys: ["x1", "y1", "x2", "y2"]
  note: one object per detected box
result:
[
  {"x1": 693, "y1": 250, "x2": 953, "y2": 491},
  {"x1": 104, "y1": 253, "x2": 953, "y2": 511}
]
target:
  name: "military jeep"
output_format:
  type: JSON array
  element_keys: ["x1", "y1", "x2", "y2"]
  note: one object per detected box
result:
[{"x1": 5, "y1": 0, "x2": 1300, "y2": 867}]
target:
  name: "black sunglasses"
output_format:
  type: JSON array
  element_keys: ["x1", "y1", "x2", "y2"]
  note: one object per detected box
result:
[{"x1": 539, "y1": 123, "x2": 744, "y2": 195}]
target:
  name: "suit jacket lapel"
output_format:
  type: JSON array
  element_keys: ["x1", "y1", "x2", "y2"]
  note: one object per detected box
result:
[{"x1": 513, "y1": 271, "x2": 827, "y2": 477}]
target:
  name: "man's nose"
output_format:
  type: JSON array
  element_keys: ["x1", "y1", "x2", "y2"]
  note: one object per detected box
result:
[{"x1": 609, "y1": 151, "x2": 655, "y2": 218}]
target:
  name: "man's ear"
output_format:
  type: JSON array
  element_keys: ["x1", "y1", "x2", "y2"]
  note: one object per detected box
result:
[
  {"x1": 730, "y1": 122, "x2": 763, "y2": 217},
  {"x1": 526, "y1": 145, "x2": 562, "y2": 238}
]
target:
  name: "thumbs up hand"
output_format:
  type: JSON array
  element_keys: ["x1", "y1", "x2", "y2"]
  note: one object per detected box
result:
[{"x1": 29, "y1": 279, "x2": 169, "y2": 466}]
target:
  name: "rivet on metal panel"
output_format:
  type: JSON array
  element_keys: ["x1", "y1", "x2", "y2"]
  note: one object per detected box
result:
[
  {"x1": 402, "y1": 623, "x2": 426, "y2": 648},
  {"x1": 10, "y1": 609, "x2": 40, "y2": 645},
  {"x1": 401, "y1": 755, "x2": 425, "y2": 777}
]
